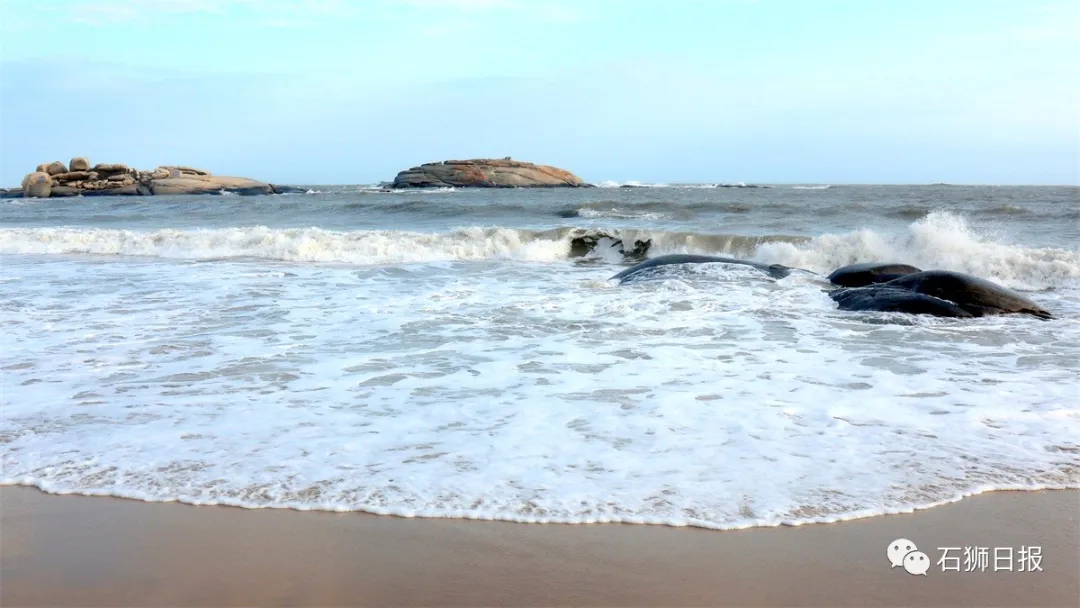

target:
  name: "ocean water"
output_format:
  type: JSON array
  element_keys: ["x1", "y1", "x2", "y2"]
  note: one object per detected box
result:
[{"x1": 2, "y1": 184, "x2": 1078, "y2": 529}]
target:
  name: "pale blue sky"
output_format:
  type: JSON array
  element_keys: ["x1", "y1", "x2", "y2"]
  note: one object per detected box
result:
[{"x1": 2, "y1": 0, "x2": 1077, "y2": 185}]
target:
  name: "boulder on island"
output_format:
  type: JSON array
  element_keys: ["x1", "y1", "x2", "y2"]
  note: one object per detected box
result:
[
  {"x1": 93, "y1": 163, "x2": 131, "y2": 176},
  {"x1": 159, "y1": 165, "x2": 211, "y2": 177},
  {"x1": 53, "y1": 171, "x2": 92, "y2": 183},
  {"x1": 391, "y1": 158, "x2": 587, "y2": 188},
  {"x1": 149, "y1": 177, "x2": 227, "y2": 196},
  {"x1": 149, "y1": 175, "x2": 274, "y2": 196},
  {"x1": 70, "y1": 157, "x2": 91, "y2": 171},
  {"x1": 46, "y1": 161, "x2": 68, "y2": 176},
  {"x1": 23, "y1": 172, "x2": 52, "y2": 198}
]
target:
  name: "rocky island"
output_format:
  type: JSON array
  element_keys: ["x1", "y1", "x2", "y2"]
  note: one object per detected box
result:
[
  {"x1": 4, "y1": 157, "x2": 302, "y2": 198},
  {"x1": 391, "y1": 158, "x2": 587, "y2": 188}
]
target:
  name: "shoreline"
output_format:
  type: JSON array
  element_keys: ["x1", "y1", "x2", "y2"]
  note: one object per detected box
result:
[
  {"x1": 4, "y1": 479, "x2": 1079, "y2": 529},
  {"x1": 2, "y1": 486, "x2": 1077, "y2": 607}
]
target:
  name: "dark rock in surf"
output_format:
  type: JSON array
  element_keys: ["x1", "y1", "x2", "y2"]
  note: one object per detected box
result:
[
  {"x1": 827, "y1": 262, "x2": 923, "y2": 287},
  {"x1": 882, "y1": 271, "x2": 1052, "y2": 319},
  {"x1": 612, "y1": 254, "x2": 792, "y2": 283},
  {"x1": 829, "y1": 286, "x2": 974, "y2": 318},
  {"x1": 391, "y1": 158, "x2": 586, "y2": 189},
  {"x1": 270, "y1": 184, "x2": 308, "y2": 194}
]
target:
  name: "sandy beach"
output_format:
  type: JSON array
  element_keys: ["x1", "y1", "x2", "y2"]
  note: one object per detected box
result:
[{"x1": 1, "y1": 486, "x2": 1076, "y2": 607}]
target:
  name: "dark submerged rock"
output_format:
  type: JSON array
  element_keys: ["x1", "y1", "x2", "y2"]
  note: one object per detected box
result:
[
  {"x1": 612, "y1": 254, "x2": 792, "y2": 283},
  {"x1": 827, "y1": 262, "x2": 923, "y2": 287},
  {"x1": 270, "y1": 184, "x2": 308, "y2": 194},
  {"x1": 829, "y1": 286, "x2": 974, "y2": 318},
  {"x1": 882, "y1": 271, "x2": 1052, "y2": 319}
]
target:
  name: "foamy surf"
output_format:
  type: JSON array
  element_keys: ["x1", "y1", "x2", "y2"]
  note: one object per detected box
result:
[
  {"x1": 2, "y1": 212, "x2": 1076, "y2": 289},
  {"x1": 2, "y1": 185, "x2": 1077, "y2": 531},
  {"x1": 2, "y1": 246, "x2": 1077, "y2": 530}
]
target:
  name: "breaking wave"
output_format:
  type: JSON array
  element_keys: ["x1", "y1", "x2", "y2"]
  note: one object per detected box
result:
[
  {"x1": 754, "y1": 211, "x2": 1080, "y2": 290},
  {"x1": 2, "y1": 212, "x2": 1076, "y2": 289}
]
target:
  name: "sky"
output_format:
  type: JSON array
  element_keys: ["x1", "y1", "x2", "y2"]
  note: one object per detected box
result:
[{"x1": 1, "y1": 0, "x2": 1077, "y2": 185}]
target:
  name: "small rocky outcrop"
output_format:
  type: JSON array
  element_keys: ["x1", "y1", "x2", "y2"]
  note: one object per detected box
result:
[
  {"x1": 14, "y1": 156, "x2": 292, "y2": 198},
  {"x1": 391, "y1": 158, "x2": 587, "y2": 188}
]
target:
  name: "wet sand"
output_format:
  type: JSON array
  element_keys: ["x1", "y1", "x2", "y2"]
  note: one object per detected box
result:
[{"x1": 1, "y1": 486, "x2": 1077, "y2": 607}]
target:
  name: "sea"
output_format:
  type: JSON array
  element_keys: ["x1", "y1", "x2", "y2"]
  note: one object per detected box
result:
[{"x1": 2, "y1": 183, "x2": 1078, "y2": 530}]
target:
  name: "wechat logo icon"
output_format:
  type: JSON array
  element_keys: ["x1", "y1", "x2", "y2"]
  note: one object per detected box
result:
[{"x1": 888, "y1": 538, "x2": 930, "y2": 576}]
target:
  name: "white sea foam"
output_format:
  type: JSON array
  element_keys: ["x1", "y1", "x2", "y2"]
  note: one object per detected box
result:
[
  {"x1": 791, "y1": 185, "x2": 831, "y2": 190},
  {"x1": 2, "y1": 252, "x2": 1077, "y2": 528},
  {"x1": 576, "y1": 207, "x2": 672, "y2": 221},
  {"x1": 750, "y1": 212, "x2": 1080, "y2": 290},
  {"x1": 1, "y1": 213, "x2": 1076, "y2": 290},
  {"x1": 2, "y1": 210, "x2": 1077, "y2": 528},
  {"x1": 0, "y1": 226, "x2": 570, "y2": 264}
]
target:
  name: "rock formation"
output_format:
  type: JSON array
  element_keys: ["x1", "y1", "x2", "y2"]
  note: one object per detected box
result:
[
  {"x1": 391, "y1": 158, "x2": 587, "y2": 188},
  {"x1": 13, "y1": 156, "x2": 293, "y2": 198},
  {"x1": 23, "y1": 172, "x2": 52, "y2": 198}
]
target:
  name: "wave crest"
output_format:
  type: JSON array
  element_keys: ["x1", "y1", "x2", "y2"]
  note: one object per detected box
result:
[
  {"x1": 755, "y1": 212, "x2": 1079, "y2": 290},
  {"x1": 2, "y1": 212, "x2": 1076, "y2": 289}
]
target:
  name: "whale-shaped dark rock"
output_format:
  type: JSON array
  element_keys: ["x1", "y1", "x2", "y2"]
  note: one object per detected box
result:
[
  {"x1": 611, "y1": 254, "x2": 792, "y2": 283},
  {"x1": 829, "y1": 286, "x2": 974, "y2": 318},
  {"x1": 882, "y1": 271, "x2": 1052, "y2": 319},
  {"x1": 827, "y1": 262, "x2": 923, "y2": 287},
  {"x1": 271, "y1": 185, "x2": 308, "y2": 194}
]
